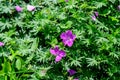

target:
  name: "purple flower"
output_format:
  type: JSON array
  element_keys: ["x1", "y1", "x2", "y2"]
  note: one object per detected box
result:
[
  {"x1": 74, "y1": 78, "x2": 79, "y2": 80},
  {"x1": 15, "y1": 6, "x2": 22, "y2": 12},
  {"x1": 50, "y1": 46, "x2": 66, "y2": 62},
  {"x1": 92, "y1": 15, "x2": 96, "y2": 21},
  {"x1": 27, "y1": 5, "x2": 35, "y2": 11},
  {"x1": 94, "y1": 11, "x2": 98, "y2": 17},
  {"x1": 68, "y1": 69, "x2": 76, "y2": 76},
  {"x1": 65, "y1": 0, "x2": 68, "y2": 2},
  {"x1": 60, "y1": 30, "x2": 76, "y2": 47},
  {"x1": 0, "y1": 42, "x2": 4, "y2": 46},
  {"x1": 118, "y1": 5, "x2": 120, "y2": 11},
  {"x1": 92, "y1": 11, "x2": 99, "y2": 21}
]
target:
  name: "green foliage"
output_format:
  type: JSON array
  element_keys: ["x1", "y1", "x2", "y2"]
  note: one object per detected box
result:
[{"x1": 0, "y1": 0, "x2": 120, "y2": 80}]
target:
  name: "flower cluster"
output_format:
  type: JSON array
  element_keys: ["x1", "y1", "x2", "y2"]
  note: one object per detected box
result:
[
  {"x1": 49, "y1": 30, "x2": 77, "y2": 77},
  {"x1": 15, "y1": 5, "x2": 35, "y2": 12},
  {"x1": 50, "y1": 30, "x2": 76, "y2": 62}
]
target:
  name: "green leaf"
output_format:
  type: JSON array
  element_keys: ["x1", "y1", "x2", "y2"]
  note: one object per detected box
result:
[
  {"x1": 58, "y1": 0, "x2": 65, "y2": 3},
  {"x1": 66, "y1": 21, "x2": 72, "y2": 28},
  {"x1": 86, "y1": 58, "x2": 99, "y2": 67},
  {"x1": 50, "y1": 38, "x2": 58, "y2": 46},
  {"x1": 109, "y1": 0, "x2": 116, "y2": 3},
  {"x1": 0, "y1": 76, "x2": 4, "y2": 80},
  {"x1": 109, "y1": 52, "x2": 119, "y2": 59},
  {"x1": 31, "y1": 38, "x2": 39, "y2": 50},
  {"x1": 16, "y1": 59, "x2": 21, "y2": 70},
  {"x1": 95, "y1": 2, "x2": 106, "y2": 8},
  {"x1": 2, "y1": 58, "x2": 11, "y2": 73},
  {"x1": 109, "y1": 16, "x2": 119, "y2": 22}
]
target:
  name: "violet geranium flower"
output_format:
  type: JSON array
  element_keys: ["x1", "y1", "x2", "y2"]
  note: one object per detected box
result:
[
  {"x1": 50, "y1": 46, "x2": 66, "y2": 62},
  {"x1": 0, "y1": 42, "x2": 4, "y2": 46},
  {"x1": 65, "y1": 0, "x2": 68, "y2": 2},
  {"x1": 118, "y1": 5, "x2": 120, "y2": 11},
  {"x1": 27, "y1": 5, "x2": 35, "y2": 11},
  {"x1": 68, "y1": 69, "x2": 76, "y2": 76},
  {"x1": 92, "y1": 15, "x2": 96, "y2": 21},
  {"x1": 60, "y1": 30, "x2": 76, "y2": 47},
  {"x1": 74, "y1": 78, "x2": 79, "y2": 80},
  {"x1": 92, "y1": 11, "x2": 99, "y2": 21},
  {"x1": 94, "y1": 11, "x2": 99, "y2": 17},
  {"x1": 15, "y1": 6, "x2": 22, "y2": 12}
]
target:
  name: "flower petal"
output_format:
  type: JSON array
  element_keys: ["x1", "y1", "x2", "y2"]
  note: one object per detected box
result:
[
  {"x1": 59, "y1": 50, "x2": 66, "y2": 57},
  {"x1": 50, "y1": 46, "x2": 59, "y2": 56},
  {"x1": 70, "y1": 33, "x2": 76, "y2": 40},
  {"x1": 92, "y1": 15, "x2": 96, "y2": 21},
  {"x1": 15, "y1": 6, "x2": 22, "y2": 12},
  {"x1": 55, "y1": 56, "x2": 62, "y2": 62},
  {"x1": 74, "y1": 78, "x2": 79, "y2": 80},
  {"x1": 66, "y1": 40, "x2": 73, "y2": 47},
  {"x1": 66, "y1": 30, "x2": 72, "y2": 36},
  {"x1": 66, "y1": 30, "x2": 76, "y2": 41},
  {"x1": 62, "y1": 39, "x2": 67, "y2": 46},
  {"x1": 27, "y1": 5, "x2": 35, "y2": 11},
  {"x1": 65, "y1": 0, "x2": 68, "y2": 2},
  {"x1": 68, "y1": 69, "x2": 76, "y2": 76},
  {"x1": 60, "y1": 32, "x2": 67, "y2": 39},
  {"x1": 118, "y1": 5, "x2": 120, "y2": 11},
  {"x1": 94, "y1": 11, "x2": 98, "y2": 17},
  {"x1": 50, "y1": 48, "x2": 57, "y2": 56},
  {"x1": 0, "y1": 42, "x2": 4, "y2": 46},
  {"x1": 73, "y1": 34, "x2": 76, "y2": 40}
]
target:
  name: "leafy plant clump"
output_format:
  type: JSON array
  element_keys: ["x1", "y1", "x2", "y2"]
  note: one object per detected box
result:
[{"x1": 0, "y1": 0, "x2": 120, "y2": 80}]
